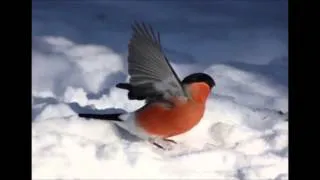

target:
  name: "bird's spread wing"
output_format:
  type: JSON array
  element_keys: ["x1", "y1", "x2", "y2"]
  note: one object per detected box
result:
[{"x1": 118, "y1": 21, "x2": 187, "y2": 101}]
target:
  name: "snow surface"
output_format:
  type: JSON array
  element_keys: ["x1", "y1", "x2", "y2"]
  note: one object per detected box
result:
[{"x1": 32, "y1": 1, "x2": 288, "y2": 179}]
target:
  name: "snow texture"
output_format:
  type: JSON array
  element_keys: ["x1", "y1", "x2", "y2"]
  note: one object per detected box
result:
[{"x1": 32, "y1": 1, "x2": 288, "y2": 179}]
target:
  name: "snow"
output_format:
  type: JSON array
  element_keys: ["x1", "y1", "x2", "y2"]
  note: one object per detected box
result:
[{"x1": 32, "y1": 1, "x2": 288, "y2": 179}]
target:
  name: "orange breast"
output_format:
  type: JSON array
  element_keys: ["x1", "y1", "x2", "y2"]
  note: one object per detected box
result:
[{"x1": 136, "y1": 99, "x2": 205, "y2": 138}]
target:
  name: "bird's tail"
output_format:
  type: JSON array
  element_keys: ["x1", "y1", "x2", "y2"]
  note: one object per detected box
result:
[{"x1": 78, "y1": 113, "x2": 123, "y2": 122}]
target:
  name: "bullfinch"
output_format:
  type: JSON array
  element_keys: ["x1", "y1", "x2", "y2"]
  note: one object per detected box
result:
[{"x1": 79, "y1": 21, "x2": 215, "y2": 150}]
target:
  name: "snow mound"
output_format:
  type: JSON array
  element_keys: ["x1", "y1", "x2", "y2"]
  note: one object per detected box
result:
[
  {"x1": 32, "y1": 52, "x2": 288, "y2": 179},
  {"x1": 32, "y1": 1, "x2": 287, "y2": 179},
  {"x1": 32, "y1": 36, "x2": 126, "y2": 97}
]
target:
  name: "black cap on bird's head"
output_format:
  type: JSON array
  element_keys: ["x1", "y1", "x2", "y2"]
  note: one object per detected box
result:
[{"x1": 182, "y1": 73, "x2": 215, "y2": 89}]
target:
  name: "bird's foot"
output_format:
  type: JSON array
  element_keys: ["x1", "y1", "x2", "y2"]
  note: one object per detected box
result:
[
  {"x1": 149, "y1": 138, "x2": 177, "y2": 151},
  {"x1": 163, "y1": 138, "x2": 177, "y2": 144},
  {"x1": 152, "y1": 142, "x2": 167, "y2": 150}
]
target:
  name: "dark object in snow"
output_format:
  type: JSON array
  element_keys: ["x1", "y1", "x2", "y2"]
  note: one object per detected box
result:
[
  {"x1": 277, "y1": 110, "x2": 288, "y2": 121},
  {"x1": 78, "y1": 113, "x2": 123, "y2": 122},
  {"x1": 277, "y1": 110, "x2": 285, "y2": 115}
]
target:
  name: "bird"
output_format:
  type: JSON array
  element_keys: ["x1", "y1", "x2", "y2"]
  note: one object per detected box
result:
[{"x1": 78, "y1": 21, "x2": 215, "y2": 150}]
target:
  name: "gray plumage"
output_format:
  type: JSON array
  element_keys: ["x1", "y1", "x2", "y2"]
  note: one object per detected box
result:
[{"x1": 120, "y1": 21, "x2": 188, "y2": 101}]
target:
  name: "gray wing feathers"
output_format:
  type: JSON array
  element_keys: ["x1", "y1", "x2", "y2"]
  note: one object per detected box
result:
[{"x1": 127, "y1": 22, "x2": 186, "y2": 99}]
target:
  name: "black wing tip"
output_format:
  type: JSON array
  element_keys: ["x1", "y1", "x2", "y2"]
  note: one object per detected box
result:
[
  {"x1": 116, "y1": 83, "x2": 132, "y2": 90},
  {"x1": 116, "y1": 82, "x2": 148, "y2": 100}
]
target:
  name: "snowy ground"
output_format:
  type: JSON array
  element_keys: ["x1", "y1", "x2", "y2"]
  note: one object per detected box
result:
[{"x1": 32, "y1": 1, "x2": 288, "y2": 179}]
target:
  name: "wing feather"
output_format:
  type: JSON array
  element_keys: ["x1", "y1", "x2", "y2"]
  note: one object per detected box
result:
[{"x1": 120, "y1": 21, "x2": 187, "y2": 101}]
